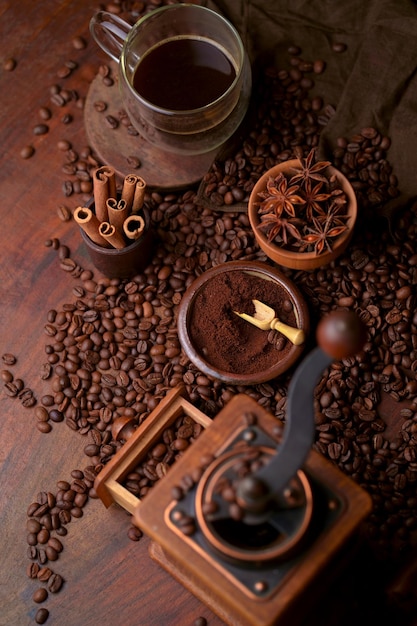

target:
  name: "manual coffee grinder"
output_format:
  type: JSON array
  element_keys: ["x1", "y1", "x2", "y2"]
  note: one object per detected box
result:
[{"x1": 134, "y1": 311, "x2": 372, "y2": 626}]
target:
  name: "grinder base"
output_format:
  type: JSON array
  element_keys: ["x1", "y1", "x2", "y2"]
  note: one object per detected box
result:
[{"x1": 134, "y1": 394, "x2": 372, "y2": 626}]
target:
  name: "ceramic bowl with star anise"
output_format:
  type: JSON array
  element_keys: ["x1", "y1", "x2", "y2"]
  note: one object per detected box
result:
[{"x1": 248, "y1": 151, "x2": 357, "y2": 270}]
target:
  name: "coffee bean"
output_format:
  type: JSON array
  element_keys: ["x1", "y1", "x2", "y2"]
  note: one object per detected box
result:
[
  {"x1": 126, "y1": 155, "x2": 141, "y2": 169},
  {"x1": 37, "y1": 567, "x2": 52, "y2": 582},
  {"x1": 33, "y1": 124, "x2": 49, "y2": 136},
  {"x1": 127, "y1": 525, "x2": 143, "y2": 541},
  {"x1": 33, "y1": 587, "x2": 48, "y2": 603},
  {"x1": 38, "y1": 108, "x2": 51, "y2": 122},
  {"x1": 27, "y1": 546, "x2": 38, "y2": 560},
  {"x1": 20, "y1": 145, "x2": 35, "y2": 159},
  {"x1": 1, "y1": 369, "x2": 13, "y2": 383},
  {"x1": 313, "y1": 59, "x2": 326, "y2": 74},
  {"x1": 45, "y1": 546, "x2": 59, "y2": 561},
  {"x1": 105, "y1": 115, "x2": 119, "y2": 129},
  {"x1": 3, "y1": 57, "x2": 16, "y2": 71},
  {"x1": 72, "y1": 35, "x2": 87, "y2": 50},
  {"x1": 48, "y1": 573, "x2": 64, "y2": 593},
  {"x1": 2, "y1": 353, "x2": 16, "y2": 365},
  {"x1": 332, "y1": 42, "x2": 347, "y2": 53},
  {"x1": 93, "y1": 100, "x2": 107, "y2": 112},
  {"x1": 35, "y1": 608, "x2": 49, "y2": 624},
  {"x1": 27, "y1": 562, "x2": 40, "y2": 579},
  {"x1": 57, "y1": 205, "x2": 72, "y2": 222},
  {"x1": 57, "y1": 65, "x2": 72, "y2": 78},
  {"x1": 62, "y1": 181, "x2": 73, "y2": 196}
]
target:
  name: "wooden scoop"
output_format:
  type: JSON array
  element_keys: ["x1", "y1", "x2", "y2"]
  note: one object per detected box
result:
[{"x1": 234, "y1": 299, "x2": 305, "y2": 345}]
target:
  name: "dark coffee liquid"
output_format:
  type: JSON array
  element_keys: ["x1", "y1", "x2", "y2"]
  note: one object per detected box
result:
[{"x1": 132, "y1": 37, "x2": 236, "y2": 110}]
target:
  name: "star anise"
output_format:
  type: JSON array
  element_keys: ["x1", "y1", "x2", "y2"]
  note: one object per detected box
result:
[
  {"x1": 302, "y1": 215, "x2": 348, "y2": 255},
  {"x1": 289, "y1": 148, "x2": 331, "y2": 186},
  {"x1": 315, "y1": 199, "x2": 349, "y2": 226},
  {"x1": 257, "y1": 172, "x2": 305, "y2": 217},
  {"x1": 258, "y1": 211, "x2": 302, "y2": 245},
  {"x1": 302, "y1": 179, "x2": 331, "y2": 220},
  {"x1": 255, "y1": 148, "x2": 351, "y2": 257}
]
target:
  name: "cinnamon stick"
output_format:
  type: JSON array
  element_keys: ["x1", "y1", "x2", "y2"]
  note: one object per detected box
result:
[
  {"x1": 132, "y1": 176, "x2": 147, "y2": 214},
  {"x1": 123, "y1": 215, "x2": 145, "y2": 241},
  {"x1": 106, "y1": 197, "x2": 128, "y2": 234},
  {"x1": 74, "y1": 206, "x2": 111, "y2": 247},
  {"x1": 121, "y1": 175, "x2": 139, "y2": 213},
  {"x1": 98, "y1": 221, "x2": 126, "y2": 249},
  {"x1": 93, "y1": 166, "x2": 117, "y2": 223}
]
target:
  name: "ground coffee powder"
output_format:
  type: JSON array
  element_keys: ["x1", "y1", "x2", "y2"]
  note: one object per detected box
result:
[{"x1": 188, "y1": 270, "x2": 297, "y2": 374}]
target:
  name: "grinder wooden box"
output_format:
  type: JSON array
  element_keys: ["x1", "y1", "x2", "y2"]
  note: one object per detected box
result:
[{"x1": 94, "y1": 385, "x2": 212, "y2": 514}]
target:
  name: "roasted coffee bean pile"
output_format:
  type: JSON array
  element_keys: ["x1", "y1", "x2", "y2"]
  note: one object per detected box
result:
[
  {"x1": 3, "y1": 1, "x2": 416, "y2": 623},
  {"x1": 200, "y1": 59, "x2": 398, "y2": 214},
  {"x1": 122, "y1": 412, "x2": 205, "y2": 499},
  {"x1": 5, "y1": 186, "x2": 415, "y2": 622}
]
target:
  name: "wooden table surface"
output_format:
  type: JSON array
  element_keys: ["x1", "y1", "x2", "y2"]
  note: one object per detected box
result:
[
  {"x1": 1, "y1": 2, "x2": 417, "y2": 626},
  {"x1": 0, "y1": 2, "x2": 225, "y2": 625}
]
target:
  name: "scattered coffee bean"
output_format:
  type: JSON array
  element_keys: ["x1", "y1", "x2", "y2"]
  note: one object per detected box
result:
[
  {"x1": 39, "y1": 107, "x2": 52, "y2": 121},
  {"x1": 62, "y1": 180, "x2": 73, "y2": 196},
  {"x1": 35, "y1": 608, "x2": 49, "y2": 624},
  {"x1": 56, "y1": 205, "x2": 72, "y2": 222},
  {"x1": 57, "y1": 139, "x2": 72, "y2": 151},
  {"x1": 2, "y1": 353, "x2": 16, "y2": 365},
  {"x1": 332, "y1": 41, "x2": 347, "y2": 53},
  {"x1": 20, "y1": 145, "x2": 35, "y2": 159},
  {"x1": 105, "y1": 114, "x2": 119, "y2": 129},
  {"x1": 27, "y1": 562, "x2": 40, "y2": 579},
  {"x1": 48, "y1": 572, "x2": 64, "y2": 593},
  {"x1": 57, "y1": 65, "x2": 72, "y2": 79},
  {"x1": 313, "y1": 59, "x2": 326, "y2": 74},
  {"x1": 126, "y1": 155, "x2": 141, "y2": 169},
  {"x1": 3, "y1": 57, "x2": 17, "y2": 71},
  {"x1": 127, "y1": 525, "x2": 143, "y2": 541},
  {"x1": 37, "y1": 422, "x2": 52, "y2": 434},
  {"x1": 93, "y1": 100, "x2": 107, "y2": 112},
  {"x1": 37, "y1": 567, "x2": 52, "y2": 582},
  {"x1": 1, "y1": 369, "x2": 13, "y2": 383},
  {"x1": 72, "y1": 35, "x2": 87, "y2": 50},
  {"x1": 33, "y1": 587, "x2": 48, "y2": 603},
  {"x1": 61, "y1": 113, "x2": 73, "y2": 124},
  {"x1": 33, "y1": 124, "x2": 49, "y2": 136}
]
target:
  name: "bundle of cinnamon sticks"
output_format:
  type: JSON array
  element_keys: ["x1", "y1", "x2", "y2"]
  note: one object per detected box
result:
[{"x1": 75, "y1": 166, "x2": 147, "y2": 249}]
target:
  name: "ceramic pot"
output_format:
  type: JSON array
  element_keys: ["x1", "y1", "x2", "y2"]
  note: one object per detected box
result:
[
  {"x1": 177, "y1": 260, "x2": 310, "y2": 385},
  {"x1": 248, "y1": 159, "x2": 357, "y2": 271},
  {"x1": 80, "y1": 201, "x2": 153, "y2": 279}
]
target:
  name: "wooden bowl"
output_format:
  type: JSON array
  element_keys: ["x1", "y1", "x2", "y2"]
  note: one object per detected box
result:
[
  {"x1": 248, "y1": 159, "x2": 357, "y2": 270},
  {"x1": 177, "y1": 260, "x2": 310, "y2": 385}
]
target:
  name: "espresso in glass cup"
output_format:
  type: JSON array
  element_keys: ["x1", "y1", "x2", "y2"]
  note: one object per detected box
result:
[{"x1": 90, "y1": 4, "x2": 252, "y2": 155}]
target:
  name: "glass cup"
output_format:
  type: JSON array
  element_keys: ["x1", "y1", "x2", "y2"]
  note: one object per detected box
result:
[{"x1": 90, "y1": 4, "x2": 251, "y2": 155}]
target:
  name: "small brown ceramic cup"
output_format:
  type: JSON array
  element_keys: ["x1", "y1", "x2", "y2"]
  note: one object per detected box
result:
[{"x1": 79, "y1": 202, "x2": 153, "y2": 279}]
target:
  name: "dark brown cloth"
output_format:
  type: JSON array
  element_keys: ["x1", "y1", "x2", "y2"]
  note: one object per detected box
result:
[{"x1": 206, "y1": 0, "x2": 417, "y2": 203}]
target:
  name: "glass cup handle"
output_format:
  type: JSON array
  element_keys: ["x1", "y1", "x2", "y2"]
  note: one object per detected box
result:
[{"x1": 89, "y1": 11, "x2": 132, "y2": 63}]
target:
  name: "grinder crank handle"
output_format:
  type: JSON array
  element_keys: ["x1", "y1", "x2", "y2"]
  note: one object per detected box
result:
[{"x1": 236, "y1": 310, "x2": 367, "y2": 515}]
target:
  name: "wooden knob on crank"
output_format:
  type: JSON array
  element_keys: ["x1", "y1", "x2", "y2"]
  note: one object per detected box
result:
[{"x1": 316, "y1": 310, "x2": 367, "y2": 361}]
